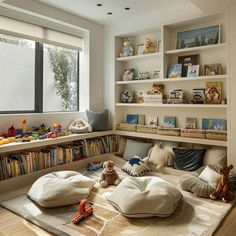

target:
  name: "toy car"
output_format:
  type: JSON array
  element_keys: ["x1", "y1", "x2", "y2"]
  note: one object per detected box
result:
[{"x1": 71, "y1": 199, "x2": 93, "y2": 224}]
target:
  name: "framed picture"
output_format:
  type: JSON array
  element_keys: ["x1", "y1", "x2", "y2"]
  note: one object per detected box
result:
[
  {"x1": 164, "y1": 116, "x2": 176, "y2": 128},
  {"x1": 126, "y1": 114, "x2": 138, "y2": 124},
  {"x1": 187, "y1": 65, "x2": 200, "y2": 77},
  {"x1": 136, "y1": 43, "x2": 144, "y2": 55},
  {"x1": 152, "y1": 69, "x2": 162, "y2": 79},
  {"x1": 169, "y1": 89, "x2": 183, "y2": 100},
  {"x1": 176, "y1": 24, "x2": 220, "y2": 49},
  {"x1": 205, "y1": 81, "x2": 222, "y2": 104},
  {"x1": 204, "y1": 63, "x2": 222, "y2": 76},
  {"x1": 167, "y1": 64, "x2": 182, "y2": 78},
  {"x1": 185, "y1": 117, "x2": 197, "y2": 129},
  {"x1": 178, "y1": 54, "x2": 199, "y2": 77},
  {"x1": 147, "y1": 116, "x2": 158, "y2": 126}
]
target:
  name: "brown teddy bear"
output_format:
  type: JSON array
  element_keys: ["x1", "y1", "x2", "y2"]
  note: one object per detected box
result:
[
  {"x1": 143, "y1": 38, "x2": 156, "y2": 54},
  {"x1": 210, "y1": 165, "x2": 234, "y2": 203},
  {"x1": 99, "y1": 161, "x2": 121, "y2": 188}
]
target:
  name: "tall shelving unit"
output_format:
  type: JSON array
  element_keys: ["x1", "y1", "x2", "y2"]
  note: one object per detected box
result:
[{"x1": 114, "y1": 14, "x2": 228, "y2": 151}]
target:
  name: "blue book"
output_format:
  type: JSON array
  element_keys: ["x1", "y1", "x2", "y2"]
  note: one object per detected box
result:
[
  {"x1": 126, "y1": 114, "x2": 138, "y2": 124},
  {"x1": 202, "y1": 119, "x2": 227, "y2": 131},
  {"x1": 164, "y1": 116, "x2": 176, "y2": 128},
  {"x1": 167, "y1": 64, "x2": 182, "y2": 78}
]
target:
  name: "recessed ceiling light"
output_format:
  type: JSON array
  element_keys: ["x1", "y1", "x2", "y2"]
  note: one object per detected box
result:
[
  {"x1": 107, "y1": 12, "x2": 112, "y2": 15},
  {"x1": 124, "y1": 7, "x2": 130, "y2": 10},
  {"x1": 97, "y1": 3, "x2": 102, "y2": 7}
]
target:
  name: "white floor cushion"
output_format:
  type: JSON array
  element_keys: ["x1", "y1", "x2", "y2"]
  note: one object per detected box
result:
[
  {"x1": 27, "y1": 171, "x2": 95, "y2": 208},
  {"x1": 108, "y1": 176, "x2": 183, "y2": 218}
]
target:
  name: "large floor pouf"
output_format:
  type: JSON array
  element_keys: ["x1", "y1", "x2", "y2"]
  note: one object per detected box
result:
[
  {"x1": 28, "y1": 171, "x2": 95, "y2": 208},
  {"x1": 108, "y1": 176, "x2": 183, "y2": 218},
  {"x1": 180, "y1": 165, "x2": 236, "y2": 198}
]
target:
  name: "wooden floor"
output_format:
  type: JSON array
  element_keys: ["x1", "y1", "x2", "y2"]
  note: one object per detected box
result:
[{"x1": 0, "y1": 206, "x2": 235, "y2": 236}]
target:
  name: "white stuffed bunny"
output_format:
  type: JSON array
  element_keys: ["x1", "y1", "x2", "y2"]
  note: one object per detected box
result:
[{"x1": 143, "y1": 141, "x2": 172, "y2": 170}]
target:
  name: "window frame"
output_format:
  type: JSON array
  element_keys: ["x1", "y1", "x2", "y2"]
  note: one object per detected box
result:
[{"x1": 0, "y1": 39, "x2": 80, "y2": 114}]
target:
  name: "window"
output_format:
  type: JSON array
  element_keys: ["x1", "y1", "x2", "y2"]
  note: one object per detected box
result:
[
  {"x1": 0, "y1": 34, "x2": 80, "y2": 113},
  {"x1": 0, "y1": 34, "x2": 35, "y2": 112},
  {"x1": 43, "y1": 44, "x2": 79, "y2": 112}
]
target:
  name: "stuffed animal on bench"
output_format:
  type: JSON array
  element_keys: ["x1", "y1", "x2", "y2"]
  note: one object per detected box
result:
[
  {"x1": 99, "y1": 161, "x2": 121, "y2": 188},
  {"x1": 210, "y1": 164, "x2": 235, "y2": 203}
]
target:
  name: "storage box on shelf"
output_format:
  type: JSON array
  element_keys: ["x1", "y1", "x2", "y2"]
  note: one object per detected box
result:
[
  {"x1": 137, "y1": 125, "x2": 157, "y2": 134},
  {"x1": 181, "y1": 129, "x2": 206, "y2": 139},
  {"x1": 206, "y1": 130, "x2": 227, "y2": 141}
]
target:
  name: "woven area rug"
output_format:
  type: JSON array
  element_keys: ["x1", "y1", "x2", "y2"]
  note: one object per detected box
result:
[{"x1": 1, "y1": 158, "x2": 234, "y2": 236}]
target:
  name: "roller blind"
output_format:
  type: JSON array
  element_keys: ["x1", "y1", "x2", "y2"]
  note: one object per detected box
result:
[{"x1": 0, "y1": 16, "x2": 82, "y2": 50}]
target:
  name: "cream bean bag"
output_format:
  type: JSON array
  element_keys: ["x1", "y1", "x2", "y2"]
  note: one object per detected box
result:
[
  {"x1": 27, "y1": 171, "x2": 95, "y2": 208},
  {"x1": 108, "y1": 176, "x2": 183, "y2": 218}
]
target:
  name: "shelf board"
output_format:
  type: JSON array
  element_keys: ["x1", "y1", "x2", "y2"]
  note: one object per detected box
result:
[
  {"x1": 114, "y1": 130, "x2": 227, "y2": 147},
  {"x1": 116, "y1": 52, "x2": 161, "y2": 61},
  {"x1": 116, "y1": 103, "x2": 227, "y2": 108},
  {"x1": 116, "y1": 75, "x2": 227, "y2": 85},
  {"x1": 165, "y1": 43, "x2": 227, "y2": 55},
  {"x1": 0, "y1": 131, "x2": 114, "y2": 154}
]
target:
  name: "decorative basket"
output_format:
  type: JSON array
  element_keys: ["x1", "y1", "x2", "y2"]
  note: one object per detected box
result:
[
  {"x1": 157, "y1": 127, "x2": 181, "y2": 136},
  {"x1": 116, "y1": 123, "x2": 137, "y2": 132},
  {"x1": 181, "y1": 129, "x2": 206, "y2": 139},
  {"x1": 137, "y1": 125, "x2": 157, "y2": 134},
  {"x1": 206, "y1": 130, "x2": 227, "y2": 141}
]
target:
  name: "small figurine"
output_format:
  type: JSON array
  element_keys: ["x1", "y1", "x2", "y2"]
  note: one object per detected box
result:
[
  {"x1": 16, "y1": 129, "x2": 23, "y2": 135},
  {"x1": 38, "y1": 124, "x2": 46, "y2": 135},
  {"x1": 99, "y1": 160, "x2": 121, "y2": 188},
  {"x1": 53, "y1": 123, "x2": 61, "y2": 130},
  {"x1": 8, "y1": 125, "x2": 16, "y2": 137},
  {"x1": 120, "y1": 90, "x2": 134, "y2": 103},
  {"x1": 22, "y1": 118, "x2": 27, "y2": 133},
  {"x1": 71, "y1": 199, "x2": 93, "y2": 224},
  {"x1": 120, "y1": 38, "x2": 134, "y2": 57},
  {"x1": 143, "y1": 38, "x2": 156, "y2": 54}
]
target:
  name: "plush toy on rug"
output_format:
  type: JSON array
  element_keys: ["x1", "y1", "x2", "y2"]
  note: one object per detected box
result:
[
  {"x1": 99, "y1": 161, "x2": 121, "y2": 188},
  {"x1": 210, "y1": 165, "x2": 235, "y2": 203},
  {"x1": 143, "y1": 142, "x2": 172, "y2": 170}
]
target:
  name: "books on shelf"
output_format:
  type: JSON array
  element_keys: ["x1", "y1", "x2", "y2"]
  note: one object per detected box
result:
[{"x1": 0, "y1": 135, "x2": 119, "y2": 181}]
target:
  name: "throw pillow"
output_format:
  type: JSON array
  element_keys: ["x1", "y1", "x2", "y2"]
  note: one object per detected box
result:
[
  {"x1": 198, "y1": 166, "x2": 222, "y2": 189},
  {"x1": 173, "y1": 148, "x2": 206, "y2": 171},
  {"x1": 203, "y1": 147, "x2": 227, "y2": 166},
  {"x1": 144, "y1": 143, "x2": 172, "y2": 170},
  {"x1": 123, "y1": 139, "x2": 153, "y2": 161},
  {"x1": 86, "y1": 109, "x2": 109, "y2": 131},
  {"x1": 121, "y1": 156, "x2": 151, "y2": 177}
]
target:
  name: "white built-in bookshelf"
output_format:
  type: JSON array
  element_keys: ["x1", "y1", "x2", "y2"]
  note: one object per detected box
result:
[{"x1": 114, "y1": 14, "x2": 228, "y2": 151}]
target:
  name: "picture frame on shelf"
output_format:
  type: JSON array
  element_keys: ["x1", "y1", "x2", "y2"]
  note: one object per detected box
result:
[
  {"x1": 178, "y1": 54, "x2": 199, "y2": 77},
  {"x1": 187, "y1": 65, "x2": 200, "y2": 77},
  {"x1": 176, "y1": 24, "x2": 220, "y2": 49},
  {"x1": 204, "y1": 63, "x2": 222, "y2": 76},
  {"x1": 164, "y1": 116, "x2": 177, "y2": 128},
  {"x1": 126, "y1": 114, "x2": 138, "y2": 124},
  {"x1": 202, "y1": 119, "x2": 227, "y2": 131},
  {"x1": 147, "y1": 116, "x2": 158, "y2": 126},
  {"x1": 167, "y1": 64, "x2": 182, "y2": 78},
  {"x1": 136, "y1": 43, "x2": 144, "y2": 55},
  {"x1": 185, "y1": 117, "x2": 197, "y2": 129},
  {"x1": 205, "y1": 81, "x2": 222, "y2": 104},
  {"x1": 191, "y1": 88, "x2": 205, "y2": 104}
]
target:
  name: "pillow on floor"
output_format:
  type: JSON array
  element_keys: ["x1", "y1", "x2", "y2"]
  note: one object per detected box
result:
[
  {"x1": 173, "y1": 148, "x2": 206, "y2": 171},
  {"x1": 86, "y1": 109, "x2": 109, "y2": 131},
  {"x1": 198, "y1": 166, "x2": 222, "y2": 188},
  {"x1": 27, "y1": 171, "x2": 95, "y2": 207},
  {"x1": 123, "y1": 139, "x2": 153, "y2": 161},
  {"x1": 122, "y1": 156, "x2": 151, "y2": 177}
]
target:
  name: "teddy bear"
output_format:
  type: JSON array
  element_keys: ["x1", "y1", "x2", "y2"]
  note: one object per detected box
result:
[
  {"x1": 143, "y1": 38, "x2": 156, "y2": 54},
  {"x1": 210, "y1": 164, "x2": 234, "y2": 203},
  {"x1": 143, "y1": 142, "x2": 172, "y2": 170},
  {"x1": 120, "y1": 38, "x2": 134, "y2": 57},
  {"x1": 99, "y1": 160, "x2": 121, "y2": 188}
]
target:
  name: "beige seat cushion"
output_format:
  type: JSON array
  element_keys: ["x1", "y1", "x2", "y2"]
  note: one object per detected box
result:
[
  {"x1": 28, "y1": 171, "x2": 95, "y2": 208},
  {"x1": 108, "y1": 176, "x2": 183, "y2": 218}
]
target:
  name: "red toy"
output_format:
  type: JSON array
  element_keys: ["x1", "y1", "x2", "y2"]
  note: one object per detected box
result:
[{"x1": 71, "y1": 199, "x2": 93, "y2": 224}]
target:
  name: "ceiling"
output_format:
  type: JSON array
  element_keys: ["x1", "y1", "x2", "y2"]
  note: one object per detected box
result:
[{"x1": 38, "y1": 0, "x2": 196, "y2": 26}]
